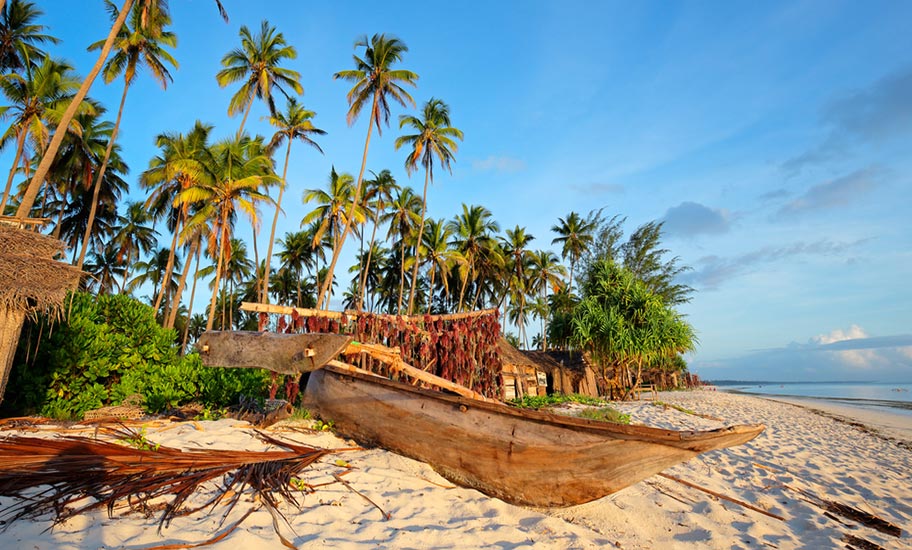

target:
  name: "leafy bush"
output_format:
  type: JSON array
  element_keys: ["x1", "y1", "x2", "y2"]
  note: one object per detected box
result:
[
  {"x1": 509, "y1": 393, "x2": 606, "y2": 409},
  {"x1": 5, "y1": 292, "x2": 270, "y2": 419},
  {"x1": 576, "y1": 407, "x2": 631, "y2": 425}
]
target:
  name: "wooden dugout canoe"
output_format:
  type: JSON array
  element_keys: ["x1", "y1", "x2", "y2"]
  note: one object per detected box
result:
[{"x1": 303, "y1": 365, "x2": 765, "y2": 507}]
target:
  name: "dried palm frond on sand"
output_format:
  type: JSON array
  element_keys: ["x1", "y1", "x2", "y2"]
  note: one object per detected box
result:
[{"x1": 0, "y1": 428, "x2": 357, "y2": 549}]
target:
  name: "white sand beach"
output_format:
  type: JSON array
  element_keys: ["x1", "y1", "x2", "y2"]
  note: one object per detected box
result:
[{"x1": 1, "y1": 390, "x2": 910, "y2": 550}]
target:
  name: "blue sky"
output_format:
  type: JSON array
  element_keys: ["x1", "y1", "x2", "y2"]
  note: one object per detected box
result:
[{"x1": 14, "y1": 0, "x2": 912, "y2": 382}]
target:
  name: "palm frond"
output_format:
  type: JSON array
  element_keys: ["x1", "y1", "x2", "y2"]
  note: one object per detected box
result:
[{"x1": 0, "y1": 429, "x2": 355, "y2": 547}]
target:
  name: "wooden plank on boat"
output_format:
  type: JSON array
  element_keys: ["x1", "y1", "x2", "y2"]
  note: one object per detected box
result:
[
  {"x1": 197, "y1": 331, "x2": 352, "y2": 375},
  {"x1": 345, "y1": 341, "x2": 496, "y2": 402},
  {"x1": 240, "y1": 301, "x2": 497, "y2": 322}
]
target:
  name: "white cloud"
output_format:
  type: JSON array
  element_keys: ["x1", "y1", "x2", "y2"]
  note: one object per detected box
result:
[
  {"x1": 661, "y1": 201, "x2": 731, "y2": 238},
  {"x1": 471, "y1": 155, "x2": 526, "y2": 173},
  {"x1": 696, "y1": 327, "x2": 912, "y2": 381}
]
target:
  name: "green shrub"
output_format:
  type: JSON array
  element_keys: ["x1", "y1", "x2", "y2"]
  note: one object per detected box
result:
[
  {"x1": 5, "y1": 292, "x2": 270, "y2": 419},
  {"x1": 508, "y1": 393, "x2": 607, "y2": 409},
  {"x1": 576, "y1": 406, "x2": 631, "y2": 425}
]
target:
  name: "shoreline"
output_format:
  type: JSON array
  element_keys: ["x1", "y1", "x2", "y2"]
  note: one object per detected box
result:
[
  {"x1": 725, "y1": 388, "x2": 912, "y2": 413},
  {"x1": 751, "y1": 394, "x2": 912, "y2": 450}
]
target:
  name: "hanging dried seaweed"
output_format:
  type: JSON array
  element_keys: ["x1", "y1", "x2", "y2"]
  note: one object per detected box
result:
[
  {"x1": 241, "y1": 303, "x2": 505, "y2": 398},
  {"x1": 0, "y1": 428, "x2": 354, "y2": 548}
]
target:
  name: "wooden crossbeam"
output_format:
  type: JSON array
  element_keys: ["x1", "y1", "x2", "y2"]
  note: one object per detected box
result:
[{"x1": 240, "y1": 302, "x2": 497, "y2": 322}]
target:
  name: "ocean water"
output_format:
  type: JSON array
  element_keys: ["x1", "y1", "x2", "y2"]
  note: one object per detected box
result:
[{"x1": 718, "y1": 382, "x2": 912, "y2": 416}]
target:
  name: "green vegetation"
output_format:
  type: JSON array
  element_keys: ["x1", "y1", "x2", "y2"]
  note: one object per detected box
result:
[
  {"x1": 5, "y1": 292, "x2": 270, "y2": 419},
  {"x1": 570, "y1": 261, "x2": 696, "y2": 400},
  {"x1": 509, "y1": 393, "x2": 607, "y2": 409},
  {"x1": 119, "y1": 427, "x2": 161, "y2": 451},
  {"x1": 576, "y1": 407, "x2": 631, "y2": 425},
  {"x1": 509, "y1": 394, "x2": 630, "y2": 425}
]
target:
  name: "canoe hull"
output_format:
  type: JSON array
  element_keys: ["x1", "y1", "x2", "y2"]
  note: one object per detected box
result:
[{"x1": 303, "y1": 366, "x2": 764, "y2": 507}]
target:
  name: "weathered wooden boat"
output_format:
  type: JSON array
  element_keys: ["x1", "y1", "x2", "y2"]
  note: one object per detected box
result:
[
  {"x1": 302, "y1": 365, "x2": 765, "y2": 507},
  {"x1": 199, "y1": 330, "x2": 765, "y2": 507}
]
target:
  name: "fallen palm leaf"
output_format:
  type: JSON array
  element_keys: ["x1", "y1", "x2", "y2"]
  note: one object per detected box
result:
[{"x1": 0, "y1": 428, "x2": 357, "y2": 549}]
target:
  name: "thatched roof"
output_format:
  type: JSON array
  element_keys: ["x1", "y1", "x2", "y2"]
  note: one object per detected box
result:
[
  {"x1": 0, "y1": 223, "x2": 63, "y2": 258},
  {"x1": 497, "y1": 338, "x2": 540, "y2": 369},
  {"x1": 0, "y1": 225, "x2": 81, "y2": 314},
  {"x1": 522, "y1": 350, "x2": 596, "y2": 374}
]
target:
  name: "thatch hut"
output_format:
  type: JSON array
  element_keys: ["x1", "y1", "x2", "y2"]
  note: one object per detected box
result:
[
  {"x1": 0, "y1": 221, "x2": 82, "y2": 403},
  {"x1": 521, "y1": 350, "x2": 603, "y2": 398},
  {"x1": 496, "y1": 338, "x2": 547, "y2": 400}
]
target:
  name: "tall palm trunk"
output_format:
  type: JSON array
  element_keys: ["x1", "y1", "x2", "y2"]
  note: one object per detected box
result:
[
  {"x1": 236, "y1": 94, "x2": 254, "y2": 140},
  {"x1": 153, "y1": 210, "x2": 182, "y2": 312},
  {"x1": 318, "y1": 91, "x2": 379, "y2": 309},
  {"x1": 120, "y1": 247, "x2": 132, "y2": 293},
  {"x1": 77, "y1": 78, "x2": 131, "y2": 270},
  {"x1": 261, "y1": 138, "x2": 291, "y2": 303},
  {"x1": 397, "y1": 238, "x2": 407, "y2": 314},
  {"x1": 251, "y1": 224, "x2": 260, "y2": 300},
  {"x1": 0, "y1": 128, "x2": 27, "y2": 213},
  {"x1": 426, "y1": 264, "x2": 436, "y2": 314},
  {"x1": 167, "y1": 235, "x2": 199, "y2": 328},
  {"x1": 457, "y1": 266, "x2": 471, "y2": 312},
  {"x1": 181, "y1": 243, "x2": 202, "y2": 353},
  {"x1": 358, "y1": 207, "x2": 382, "y2": 311},
  {"x1": 206, "y1": 213, "x2": 229, "y2": 331},
  {"x1": 541, "y1": 286, "x2": 549, "y2": 351},
  {"x1": 569, "y1": 258, "x2": 576, "y2": 296},
  {"x1": 406, "y1": 167, "x2": 430, "y2": 314},
  {"x1": 15, "y1": 0, "x2": 133, "y2": 219}
]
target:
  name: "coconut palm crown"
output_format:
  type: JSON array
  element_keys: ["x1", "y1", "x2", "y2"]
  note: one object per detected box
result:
[{"x1": 215, "y1": 19, "x2": 302, "y2": 135}]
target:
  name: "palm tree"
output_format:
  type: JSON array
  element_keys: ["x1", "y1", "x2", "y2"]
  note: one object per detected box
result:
[
  {"x1": 84, "y1": 244, "x2": 126, "y2": 295},
  {"x1": 321, "y1": 33, "x2": 418, "y2": 309},
  {"x1": 528, "y1": 249, "x2": 566, "y2": 351},
  {"x1": 348, "y1": 241, "x2": 387, "y2": 312},
  {"x1": 0, "y1": 57, "x2": 82, "y2": 213},
  {"x1": 180, "y1": 243, "x2": 207, "y2": 352},
  {"x1": 528, "y1": 295, "x2": 549, "y2": 351},
  {"x1": 357, "y1": 169, "x2": 397, "y2": 309},
  {"x1": 395, "y1": 97, "x2": 463, "y2": 314},
  {"x1": 501, "y1": 225, "x2": 535, "y2": 345},
  {"x1": 421, "y1": 218, "x2": 459, "y2": 313},
  {"x1": 216, "y1": 21, "x2": 299, "y2": 294},
  {"x1": 15, "y1": 0, "x2": 229, "y2": 219},
  {"x1": 384, "y1": 186, "x2": 421, "y2": 313},
  {"x1": 129, "y1": 246, "x2": 180, "y2": 307},
  {"x1": 301, "y1": 167, "x2": 364, "y2": 308},
  {"x1": 109, "y1": 200, "x2": 157, "y2": 293},
  {"x1": 551, "y1": 211, "x2": 596, "y2": 294},
  {"x1": 15, "y1": 0, "x2": 135, "y2": 219},
  {"x1": 141, "y1": 121, "x2": 212, "y2": 316},
  {"x1": 448, "y1": 204, "x2": 499, "y2": 311},
  {"x1": 220, "y1": 237, "x2": 253, "y2": 329},
  {"x1": 167, "y1": 224, "x2": 204, "y2": 329},
  {"x1": 261, "y1": 97, "x2": 324, "y2": 302},
  {"x1": 178, "y1": 135, "x2": 275, "y2": 330},
  {"x1": 276, "y1": 230, "x2": 314, "y2": 307},
  {"x1": 53, "y1": 109, "x2": 127, "y2": 260},
  {"x1": 215, "y1": 19, "x2": 301, "y2": 137},
  {"x1": 76, "y1": 0, "x2": 177, "y2": 270},
  {"x1": 0, "y1": 0, "x2": 59, "y2": 73}
]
